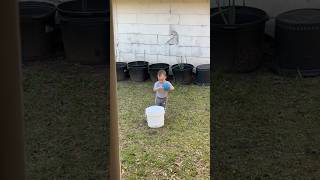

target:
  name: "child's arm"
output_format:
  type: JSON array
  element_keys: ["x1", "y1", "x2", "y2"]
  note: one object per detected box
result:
[
  {"x1": 153, "y1": 86, "x2": 160, "y2": 92},
  {"x1": 169, "y1": 82, "x2": 174, "y2": 91},
  {"x1": 154, "y1": 86, "x2": 164, "y2": 93},
  {"x1": 153, "y1": 82, "x2": 163, "y2": 92}
]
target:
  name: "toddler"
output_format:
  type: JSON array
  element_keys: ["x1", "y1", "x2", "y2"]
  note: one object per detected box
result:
[{"x1": 153, "y1": 70, "x2": 174, "y2": 108}]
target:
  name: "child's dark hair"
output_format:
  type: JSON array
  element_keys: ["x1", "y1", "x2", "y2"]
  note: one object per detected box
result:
[{"x1": 157, "y1": 70, "x2": 167, "y2": 77}]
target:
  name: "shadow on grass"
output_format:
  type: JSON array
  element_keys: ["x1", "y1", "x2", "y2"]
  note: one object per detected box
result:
[
  {"x1": 212, "y1": 68, "x2": 320, "y2": 179},
  {"x1": 23, "y1": 61, "x2": 109, "y2": 179}
]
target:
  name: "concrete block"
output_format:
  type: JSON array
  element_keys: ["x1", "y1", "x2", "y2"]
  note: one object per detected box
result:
[
  {"x1": 118, "y1": 24, "x2": 138, "y2": 33},
  {"x1": 158, "y1": 35, "x2": 171, "y2": 44},
  {"x1": 117, "y1": 13, "x2": 137, "y2": 23},
  {"x1": 198, "y1": 47, "x2": 210, "y2": 58},
  {"x1": 117, "y1": 0, "x2": 140, "y2": 13},
  {"x1": 170, "y1": 25, "x2": 210, "y2": 36},
  {"x1": 179, "y1": 14, "x2": 209, "y2": 25},
  {"x1": 137, "y1": 13, "x2": 179, "y2": 24},
  {"x1": 118, "y1": 52, "x2": 135, "y2": 62},
  {"x1": 158, "y1": 55, "x2": 179, "y2": 65},
  {"x1": 138, "y1": 24, "x2": 170, "y2": 35},
  {"x1": 179, "y1": 36, "x2": 210, "y2": 47},
  {"x1": 139, "y1": 0, "x2": 171, "y2": 13},
  {"x1": 118, "y1": 34, "x2": 158, "y2": 44},
  {"x1": 193, "y1": 36, "x2": 210, "y2": 47},
  {"x1": 185, "y1": 56, "x2": 210, "y2": 67},
  {"x1": 117, "y1": 43, "x2": 133, "y2": 53},
  {"x1": 171, "y1": 1, "x2": 209, "y2": 15}
]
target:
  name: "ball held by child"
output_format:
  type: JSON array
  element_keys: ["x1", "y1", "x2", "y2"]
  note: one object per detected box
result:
[{"x1": 162, "y1": 82, "x2": 170, "y2": 91}]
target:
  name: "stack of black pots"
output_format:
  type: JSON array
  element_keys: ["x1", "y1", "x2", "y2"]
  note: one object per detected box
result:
[
  {"x1": 116, "y1": 62, "x2": 129, "y2": 81},
  {"x1": 211, "y1": 6, "x2": 269, "y2": 73},
  {"x1": 149, "y1": 63, "x2": 170, "y2": 82},
  {"x1": 195, "y1": 64, "x2": 210, "y2": 85},
  {"x1": 19, "y1": 1, "x2": 57, "y2": 62},
  {"x1": 19, "y1": 0, "x2": 109, "y2": 65},
  {"x1": 172, "y1": 63, "x2": 194, "y2": 85},
  {"x1": 116, "y1": 61, "x2": 210, "y2": 85},
  {"x1": 273, "y1": 9, "x2": 320, "y2": 77},
  {"x1": 57, "y1": 0, "x2": 109, "y2": 65},
  {"x1": 127, "y1": 61, "x2": 149, "y2": 82}
]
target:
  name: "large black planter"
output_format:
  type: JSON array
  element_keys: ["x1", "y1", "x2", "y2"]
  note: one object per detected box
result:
[
  {"x1": 149, "y1": 63, "x2": 170, "y2": 82},
  {"x1": 19, "y1": 1, "x2": 56, "y2": 62},
  {"x1": 274, "y1": 9, "x2": 320, "y2": 77},
  {"x1": 52, "y1": 25, "x2": 65, "y2": 59},
  {"x1": 128, "y1": 61, "x2": 149, "y2": 82},
  {"x1": 195, "y1": 64, "x2": 210, "y2": 85},
  {"x1": 172, "y1": 63, "x2": 194, "y2": 84},
  {"x1": 57, "y1": 0, "x2": 109, "y2": 65},
  {"x1": 116, "y1": 62, "x2": 129, "y2": 81},
  {"x1": 211, "y1": 6, "x2": 268, "y2": 72}
]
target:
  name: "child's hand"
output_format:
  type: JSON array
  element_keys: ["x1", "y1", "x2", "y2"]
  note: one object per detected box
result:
[{"x1": 157, "y1": 86, "x2": 164, "y2": 93}]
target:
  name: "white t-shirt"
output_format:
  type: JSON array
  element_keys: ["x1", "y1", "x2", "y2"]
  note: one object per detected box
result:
[{"x1": 153, "y1": 81, "x2": 173, "y2": 98}]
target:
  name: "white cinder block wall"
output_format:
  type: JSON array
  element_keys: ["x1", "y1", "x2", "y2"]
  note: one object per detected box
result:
[{"x1": 113, "y1": 0, "x2": 210, "y2": 67}]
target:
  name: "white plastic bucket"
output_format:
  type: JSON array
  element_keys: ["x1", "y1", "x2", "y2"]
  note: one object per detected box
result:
[{"x1": 145, "y1": 106, "x2": 165, "y2": 128}]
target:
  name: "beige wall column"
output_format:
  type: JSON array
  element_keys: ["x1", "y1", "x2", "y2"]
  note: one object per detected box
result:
[{"x1": 110, "y1": 0, "x2": 121, "y2": 179}]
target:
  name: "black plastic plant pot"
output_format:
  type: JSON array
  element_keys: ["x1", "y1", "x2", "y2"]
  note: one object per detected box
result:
[
  {"x1": 19, "y1": 1, "x2": 56, "y2": 62},
  {"x1": 195, "y1": 64, "x2": 210, "y2": 85},
  {"x1": 57, "y1": 0, "x2": 108, "y2": 18},
  {"x1": 116, "y1": 62, "x2": 129, "y2": 81},
  {"x1": 128, "y1": 61, "x2": 149, "y2": 82},
  {"x1": 273, "y1": 9, "x2": 320, "y2": 77},
  {"x1": 211, "y1": 6, "x2": 269, "y2": 73},
  {"x1": 52, "y1": 25, "x2": 65, "y2": 59},
  {"x1": 172, "y1": 63, "x2": 194, "y2": 84},
  {"x1": 149, "y1": 63, "x2": 170, "y2": 82},
  {"x1": 57, "y1": 0, "x2": 109, "y2": 65},
  {"x1": 128, "y1": 61, "x2": 148, "y2": 67}
]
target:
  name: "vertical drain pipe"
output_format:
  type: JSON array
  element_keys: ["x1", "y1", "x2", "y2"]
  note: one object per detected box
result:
[
  {"x1": 0, "y1": 0, "x2": 25, "y2": 179},
  {"x1": 110, "y1": 0, "x2": 121, "y2": 179}
]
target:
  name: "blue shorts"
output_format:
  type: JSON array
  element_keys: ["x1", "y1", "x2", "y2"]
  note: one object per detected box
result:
[{"x1": 155, "y1": 96, "x2": 167, "y2": 108}]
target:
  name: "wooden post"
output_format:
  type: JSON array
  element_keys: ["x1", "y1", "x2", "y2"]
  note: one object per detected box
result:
[
  {"x1": 0, "y1": 0, "x2": 25, "y2": 179},
  {"x1": 110, "y1": 0, "x2": 121, "y2": 179}
]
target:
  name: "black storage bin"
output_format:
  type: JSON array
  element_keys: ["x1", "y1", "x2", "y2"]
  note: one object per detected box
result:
[
  {"x1": 274, "y1": 9, "x2": 320, "y2": 77},
  {"x1": 128, "y1": 61, "x2": 149, "y2": 82},
  {"x1": 116, "y1": 62, "x2": 129, "y2": 81},
  {"x1": 52, "y1": 24, "x2": 65, "y2": 59},
  {"x1": 57, "y1": 0, "x2": 109, "y2": 65},
  {"x1": 172, "y1": 63, "x2": 194, "y2": 84},
  {"x1": 19, "y1": 1, "x2": 56, "y2": 61},
  {"x1": 195, "y1": 64, "x2": 210, "y2": 85},
  {"x1": 149, "y1": 63, "x2": 170, "y2": 82},
  {"x1": 211, "y1": 6, "x2": 268, "y2": 72}
]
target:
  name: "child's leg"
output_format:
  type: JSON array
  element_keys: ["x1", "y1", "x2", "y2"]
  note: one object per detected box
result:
[
  {"x1": 155, "y1": 97, "x2": 162, "y2": 106},
  {"x1": 155, "y1": 97, "x2": 166, "y2": 108},
  {"x1": 162, "y1": 97, "x2": 167, "y2": 109}
]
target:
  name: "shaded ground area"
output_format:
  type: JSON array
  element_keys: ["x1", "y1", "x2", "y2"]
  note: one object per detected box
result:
[
  {"x1": 117, "y1": 81, "x2": 210, "y2": 179},
  {"x1": 23, "y1": 61, "x2": 109, "y2": 179},
  {"x1": 213, "y1": 68, "x2": 320, "y2": 179}
]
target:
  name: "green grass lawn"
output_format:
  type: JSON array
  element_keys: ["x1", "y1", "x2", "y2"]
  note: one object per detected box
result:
[
  {"x1": 213, "y1": 68, "x2": 320, "y2": 179},
  {"x1": 117, "y1": 80, "x2": 210, "y2": 179},
  {"x1": 22, "y1": 58, "x2": 320, "y2": 179},
  {"x1": 23, "y1": 61, "x2": 109, "y2": 179}
]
